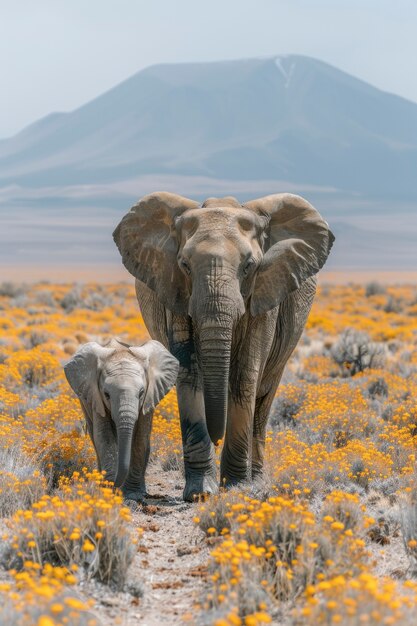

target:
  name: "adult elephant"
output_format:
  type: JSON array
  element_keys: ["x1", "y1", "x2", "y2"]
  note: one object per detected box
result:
[{"x1": 113, "y1": 192, "x2": 334, "y2": 501}]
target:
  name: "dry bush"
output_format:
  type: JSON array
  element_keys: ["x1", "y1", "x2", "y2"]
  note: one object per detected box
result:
[
  {"x1": 33, "y1": 289, "x2": 57, "y2": 307},
  {"x1": 195, "y1": 491, "x2": 241, "y2": 536},
  {"x1": 331, "y1": 329, "x2": 386, "y2": 376},
  {"x1": 59, "y1": 286, "x2": 85, "y2": 312},
  {"x1": 60, "y1": 285, "x2": 116, "y2": 312},
  {"x1": 197, "y1": 491, "x2": 368, "y2": 623},
  {"x1": 320, "y1": 490, "x2": 365, "y2": 532},
  {"x1": 0, "y1": 393, "x2": 95, "y2": 488},
  {"x1": 366, "y1": 376, "x2": 389, "y2": 400},
  {"x1": 399, "y1": 486, "x2": 417, "y2": 574},
  {"x1": 0, "y1": 282, "x2": 28, "y2": 298},
  {"x1": 3, "y1": 469, "x2": 137, "y2": 587},
  {"x1": 0, "y1": 446, "x2": 47, "y2": 517},
  {"x1": 0, "y1": 392, "x2": 97, "y2": 486},
  {"x1": 0, "y1": 347, "x2": 62, "y2": 391},
  {"x1": 269, "y1": 385, "x2": 306, "y2": 428},
  {"x1": 365, "y1": 281, "x2": 386, "y2": 297},
  {"x1": 270, "y1": 379, "x2": 381, "y2": 451},
  {"x1": 20, "y1": 328, "x2": 52, "y2": 349},
  {"x1": 0, "y1": 563, "x2": 96, "y2": 626},
  {"x1": 291, "y1": 573, "x2": 417, "y2": 625},
  {"x1": 383, "y1": 295, "x2": 403, "y2": 314}
]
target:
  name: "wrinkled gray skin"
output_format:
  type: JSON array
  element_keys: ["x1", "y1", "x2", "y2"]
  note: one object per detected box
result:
[
  {"x1": 113, "y1": 193, "x2": 334, "y2": 501},
  {"x1": 64, "y1": 338, "x2": 178, "y2": 501}
]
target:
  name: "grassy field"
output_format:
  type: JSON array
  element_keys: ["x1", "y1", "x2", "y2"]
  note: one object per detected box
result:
[{"x1": 0, "y1": 281, "x2": 417, "y2": 625}]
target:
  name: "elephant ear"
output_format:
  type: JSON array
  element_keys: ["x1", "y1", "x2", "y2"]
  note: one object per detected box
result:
[
  {"x1": 113, "y1": 192, "x2": 199, "y2": 314},
  {"x1": 244, "y1": 193, "x2": 335, "y2": 316},
  {"x1": 64, "y1": 343, "x2": 114, "y2": 418},
  {"x1": 129, "y1": 340, "x2": 179, "y2": 416}
]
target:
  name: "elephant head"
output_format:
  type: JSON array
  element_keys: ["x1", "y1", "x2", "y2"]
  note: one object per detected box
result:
[
  {"x1": 113, "y1": 192, "x2": 334, "y2": 444},
  {"x1": 64, "y1": 338, "x2": 178, "y2": 487}
]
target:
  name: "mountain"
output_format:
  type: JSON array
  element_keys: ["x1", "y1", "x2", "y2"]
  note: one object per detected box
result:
[
  {"x1": 1, "y1": 55, "x2": 417, "y2": 276},
  {"x1": 1, "y1": 55, "x2": 417, "y2": 198}
]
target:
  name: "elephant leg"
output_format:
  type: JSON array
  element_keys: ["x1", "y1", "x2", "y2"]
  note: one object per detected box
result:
[
  {"x1": 221, "y1": 310, "x2": 277, "y2": 487},
  {"x1": 122, "y1": 412, "x2": 152, "y2": 502},
  {"x1": 168, "y1": 313, "x2": 217, "y2": 502},
  {"x1": 252, "y1": 389, "x2": 278, "y2": 479},
  {"x1": 220, "y1": 394, "x2": 256, "y2": 486},
  {"x1": 92, "y1": 412, "x2": 117, "y2": 482},
  {"x1": 177, "y1": 368, "x2": 218, "y2": 502},
  {"x1": 251, "y1": 279, "x2": 317, "y2": 478},
  {"x1": 135, "y1": 281, "x2": 217, "y2": 501},
  {"x1": 251, "y1": 368, "x2": 285, "y2": 480}
]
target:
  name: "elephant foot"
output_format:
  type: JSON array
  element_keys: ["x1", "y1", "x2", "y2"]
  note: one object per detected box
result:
[
  {"x1": 251, "y1": 467, "x2": 265, "y2": 484},
  {"x1": 122, "y1": 487, "x2": 147, "y2": 503},
  {"x1": 220, "y1": 448, "x2": 251, "y2": 490},
  {"x1": 221, "y1": 476, "x2": 249, "y2": 490},
  {"x1": 220, "y1": 464, "x2": 251, "y2": 490},
  {"x1": 183, "y1": 473, "x2": 218, "y2": 502},
  {"x1": 124, "y1": 498, "x2": 141, "y2": 511},
  {"x1": 102, "y1": 471, "x2": 116, "y2": 484}
]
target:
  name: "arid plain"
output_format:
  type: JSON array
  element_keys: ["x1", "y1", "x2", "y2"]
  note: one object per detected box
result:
[{"x1": 1, "y1": 280, "x2": 417, "y2": 624}]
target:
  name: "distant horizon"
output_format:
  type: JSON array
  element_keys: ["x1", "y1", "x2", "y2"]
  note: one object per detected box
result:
[{"x1": 2, "y1": 263, "x2": 417, "y2": 285}]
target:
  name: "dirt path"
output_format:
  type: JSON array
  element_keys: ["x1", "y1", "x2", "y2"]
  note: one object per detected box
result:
[{"x1": 84, "y1": 466, "x2": 210, "y2": 626}]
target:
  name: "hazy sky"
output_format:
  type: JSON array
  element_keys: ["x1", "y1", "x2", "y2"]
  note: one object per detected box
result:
[{"x1": 1, "y1": 0, "x2": 416, "y2": 138}]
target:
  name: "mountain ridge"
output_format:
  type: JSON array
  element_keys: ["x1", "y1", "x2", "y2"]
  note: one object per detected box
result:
[
  {"x1": 6, "y1": 53, "x2": 417, "y2": 143},
  {"x1": 0, "y1": 54, "x2": 416, "y2": 198},
  {"x1": 1, "y1": 54, "x2": 416, "y2": 273}
]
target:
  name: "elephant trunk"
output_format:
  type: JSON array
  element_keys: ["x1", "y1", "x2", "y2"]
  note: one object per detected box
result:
[
  {"x1": 191, "y1": 259, "x2": 244, "y2": 445},
  {"x1": 113, "y1": 394, "x2": 139, "y2": 488},
  {"x1": 197, "y1": 319, "x2": 233, "y2": 444}
]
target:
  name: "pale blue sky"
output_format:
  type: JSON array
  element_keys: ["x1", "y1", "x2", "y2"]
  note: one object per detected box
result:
[{"x1": 1, "y1": 0, "x2": 416, "y2": 138}]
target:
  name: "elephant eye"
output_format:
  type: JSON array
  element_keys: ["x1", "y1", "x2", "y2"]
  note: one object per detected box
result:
[
  {"x1": 243, "y1": 259, "x2": 255, "y2": 277},
  {"x1": 104, "y1": 391, "x2": 110, "y2": 400},
  {"x1": 179, "y1": 258, "x2": 191, "y2": 276}
]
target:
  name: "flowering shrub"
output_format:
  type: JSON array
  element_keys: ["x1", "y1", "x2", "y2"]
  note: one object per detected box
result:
[
  {"x1": 0, "y1": 394, "x2": 96, "y2": 485},
  {"x1": 0, "y1": 562, "x2": 96, "y2": 626},
  {"x1": 197, "y1": 491, "x2": 369, "y2": 619},
  {"x1": 0, "y1": 446, "x2": 47, "y2": 516},
  {"x1": 5, "y1": 469, "x2": 137, "y2": 586},
  {"x1": 293, "y1": 573, "x2": 417, "y2": 625},
  {"x1": 0, "y1": 348, "x2": 61, "y2": 390}
]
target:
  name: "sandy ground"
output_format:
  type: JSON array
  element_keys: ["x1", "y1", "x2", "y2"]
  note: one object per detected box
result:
[
  {"x1": 81, "y1": 466, "x2": 209, "y2": 626},
  {"x1": 364, "y1": 490, "x2": 411, "y2": 581}
]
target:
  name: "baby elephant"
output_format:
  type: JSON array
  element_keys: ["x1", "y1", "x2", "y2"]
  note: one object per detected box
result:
[{"x1": 64, "y1": 338, "x2": 179, "y2": 501}]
